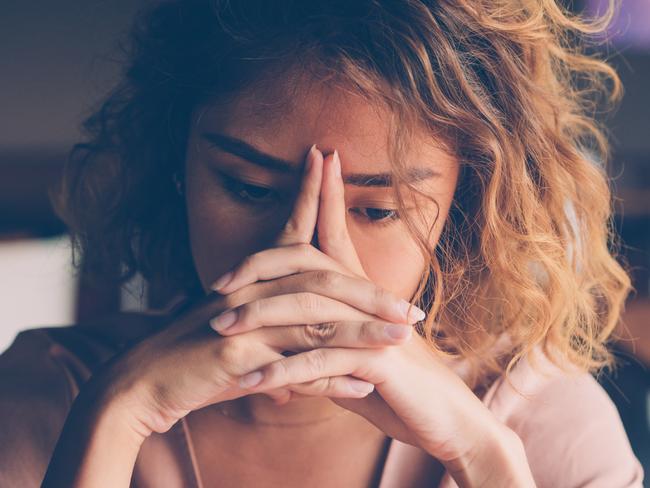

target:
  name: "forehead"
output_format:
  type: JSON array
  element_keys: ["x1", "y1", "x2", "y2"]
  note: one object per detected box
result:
[{"x1": 191, "y1": 71, "x2": 454, "y2": 174}]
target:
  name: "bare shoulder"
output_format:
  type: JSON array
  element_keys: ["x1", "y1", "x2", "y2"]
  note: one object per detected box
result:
[{"x1": 483, "y1": 348, "x2": 645, "y2": 487}]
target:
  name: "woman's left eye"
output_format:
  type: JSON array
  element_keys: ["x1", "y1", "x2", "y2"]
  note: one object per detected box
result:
[{"x1": 350, "y1": 207, "x2": 400, "y2": 226}]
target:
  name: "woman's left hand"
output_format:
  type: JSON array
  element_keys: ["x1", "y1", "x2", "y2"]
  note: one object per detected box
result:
[{"x1": 211, "y1": 149, "x2": 535, "y2": 486}]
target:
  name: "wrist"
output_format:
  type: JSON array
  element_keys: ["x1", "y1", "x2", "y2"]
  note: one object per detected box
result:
[
  {"x1": 78, "y1": 378, "x2": 151, "y2": 446},
  {"x1": 42, "y1": 373, "x2": 148, "y2": 487},
  {"x1": 443, "y1": 421, "x2": 536, "y2": 488},
  {"x1": 77, "y1": 366, "x2": 153, "y2": 444}
]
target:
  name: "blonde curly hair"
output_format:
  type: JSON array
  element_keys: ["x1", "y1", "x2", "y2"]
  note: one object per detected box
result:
[{"x1": 53, "y1": 0, "x2": 630, "y2": 389}]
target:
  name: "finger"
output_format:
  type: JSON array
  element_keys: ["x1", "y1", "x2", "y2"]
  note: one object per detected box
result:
[
  {"x1": 274, "y1": 144, "x2": 324, "y2": 247},
  {"x1": 212, "y1": 339, "x2": 302, "y2": 406},
  {"x1": 286, "y1": 375, "x2": 375, "y2": 398},
  {"x1": 209, "y1": 242, "x2": 354, "y2": 294},
  {"x1": 214, "y1": 265, "x2": 425, "y2": 326},
  {"x1": 263, "y1": 387, "x2": 293, "y2": 405},
  {"x1": 237, "y1": 347, "x2": 383, "y2": 392},
  {"x1": 209, "y1": 292, "x2": 377, "y2": 334},
  {"x1": 269, "y1": 386, "x2": 331, "y2": 405},
  {"x1": 317, "y1": 150, "x2": 367, "y2": 277},
  {"x1": 266, "y1": 389, "x2": 327, "y2": 406},
  {"x1": 261, "y1": 320, "x2": 413, "y2": 352}
]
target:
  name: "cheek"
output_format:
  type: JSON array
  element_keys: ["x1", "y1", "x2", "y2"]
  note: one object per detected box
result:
[
  {"x1": 350, "y1": 222, "x2": 427, "y2": 301},
  {"x1": 349, "y1": 191, "x2": 455, "y2": 302},
  {"x1": 184, "y1": 169, "x2": 288, "y2": 291},
  {"x1": 185, "y1": 193, "x2": 240, "y2": 292}
]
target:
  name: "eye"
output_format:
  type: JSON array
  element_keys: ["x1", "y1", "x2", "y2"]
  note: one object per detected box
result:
[
  {"x1": 350, "y1": 207, "x2": 400, "y2": 226},
  {"x1": 218, "y1": 172, "x2": 279, "y2": 205}
]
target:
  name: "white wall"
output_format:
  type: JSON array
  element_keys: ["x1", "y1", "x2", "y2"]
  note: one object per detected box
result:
[{"x1": 0, "y1": 236, "x2": 77, "y2": 353}]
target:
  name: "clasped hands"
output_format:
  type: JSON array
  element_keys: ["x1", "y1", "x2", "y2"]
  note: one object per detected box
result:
[{"x1": 206, "y1": 145, "x2": 532, "y2": 485}]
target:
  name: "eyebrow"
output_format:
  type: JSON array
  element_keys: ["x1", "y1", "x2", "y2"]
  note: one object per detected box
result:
[{"x1": 201, "y1": 132, "x2": 440, "y2": 187}]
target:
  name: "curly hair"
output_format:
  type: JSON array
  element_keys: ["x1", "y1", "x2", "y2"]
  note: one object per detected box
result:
[{"x1": 52, "y1": 0, "x2": 631, "y2": 389}]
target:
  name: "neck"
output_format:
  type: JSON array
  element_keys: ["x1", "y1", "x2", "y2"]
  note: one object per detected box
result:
[{"x1": 218, "y1": 393, "x2": 353, "y2": 427}]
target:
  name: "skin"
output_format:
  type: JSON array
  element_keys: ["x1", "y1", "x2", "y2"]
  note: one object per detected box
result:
[
  {"x1": 183, "y1": 78, "x2": 459, "y2": 426},
  {"x1": 42, "y1": 74, "x2": 536, "y2": 487}
]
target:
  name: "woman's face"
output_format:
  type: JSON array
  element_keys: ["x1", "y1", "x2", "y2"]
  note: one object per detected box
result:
[{"x1": 183, "y1": 78, "x2": 459, "y2": 303}]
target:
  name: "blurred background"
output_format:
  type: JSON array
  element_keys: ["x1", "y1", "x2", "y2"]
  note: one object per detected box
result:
[{"x1": 1, "y1": 0, "x2": 648, "y2": 479}]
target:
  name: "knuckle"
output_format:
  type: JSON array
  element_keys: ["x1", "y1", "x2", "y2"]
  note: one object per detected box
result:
[
  {"x1": 298, "y1": 377, "x2": 329, "y2": 394},
  {"x1": 148, "y1": 378, "x2": 172, "y2": 407},
  {"x1": 326, "y1": 376, "x2": 343, "y2": 395},
  {"x1": 214, "y1": 335, "x2": 249, "y2": 367},
  {"x1": 295, "y1": 292, "x2": 321, "y2": 313},
  {"x1": 313, "y1": 377, "x2": 334, "y2": 394},
  {"x1": 266, "y1": 357, "x2": 290, "y2": 383},
  {"x1": 373, "y1": 286, "x2": 392, "y2": 307},
  {"x1": 272, "y1": 389, "x2": 292, "y2": 405},
  {"x1": 312, "y1": 269, "x2": 338, "y2": 290},
  {"x1": 303, "y1": 321, "x2": 338, "y2": 347},
  {"x1": 304, "y1": 349, "x2": 327, "y2": 376},
  {"x1": 360, "y1": 320, "x2": 381, "y2": 342}
]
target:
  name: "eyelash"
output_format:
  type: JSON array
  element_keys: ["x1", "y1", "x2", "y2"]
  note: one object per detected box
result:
[
  {"x1": 349, "y1": 207, "x2": 400, "y2": 226},
  {"x1": 218, "y1": 173, "x2": 400, "y2": 226},
  {"x1": 219, "y1": 172, "x2": 280, "y2": 205}
]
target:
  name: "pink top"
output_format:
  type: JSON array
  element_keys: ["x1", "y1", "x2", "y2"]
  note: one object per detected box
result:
[{"x1": 0, "y1": 311, "x2": 644, "y2": 487}]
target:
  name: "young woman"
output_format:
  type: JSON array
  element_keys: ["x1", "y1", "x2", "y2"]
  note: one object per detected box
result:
[{"x1": 0, "y1": 0, "x2": 643, "y2": 486}]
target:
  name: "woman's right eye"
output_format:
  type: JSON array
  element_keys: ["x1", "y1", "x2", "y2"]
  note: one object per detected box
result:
[{"x1": 217, "y1": 171, "x2": 279, "y2": 206}]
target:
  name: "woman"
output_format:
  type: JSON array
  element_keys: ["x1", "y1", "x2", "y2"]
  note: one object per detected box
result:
[{"x1": 0, "y1": 0, "x2": 643, "y2": 486}]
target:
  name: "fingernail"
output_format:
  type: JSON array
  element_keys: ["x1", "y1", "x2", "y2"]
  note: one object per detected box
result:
[
  {"x1": 349, "y1": 380, "x2": 374, "y2": 394},
  {"x1": 332, "y1": 150, "x2": 342, "y2": 177},
  {"x1": 239, "y1": 370, "x2": 264, "y2": 388},
  {"x1": 211, "y1": 271, "x2": 234, "y2": 292},
  {"x1": 398, "y1": 300, "x2": 426, "y2": 323},
  {"x1": 384, "y1": 323, "x2": 412, "y2": 340},
  {"x1": 210, "y1": 309, "x2": 238, "y2": 332}
]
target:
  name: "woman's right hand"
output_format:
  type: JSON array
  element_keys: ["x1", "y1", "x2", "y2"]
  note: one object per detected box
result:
[{"x1": 90, "y1": 144, "x2": 418, "y2": 440}]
